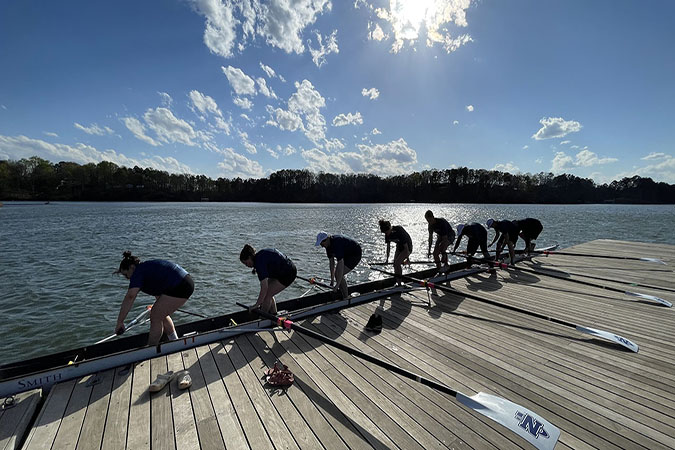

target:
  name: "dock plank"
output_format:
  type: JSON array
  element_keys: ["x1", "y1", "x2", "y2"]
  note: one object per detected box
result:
[
  {"x1": 150, "y1": 356, "x2": 175, "y2": 450},
  {"x1": 126, "y1": 359, "x2": 150, "y2": 450},
  {"x1": 101, "y1": 365, "x2": 133, "y2": 450},
  {"x1": 22, "y1": 379, "x2": 76, "y2": 450},
  {"x1": 0, "y1": 389, "x2": 41, "y2": 450}
]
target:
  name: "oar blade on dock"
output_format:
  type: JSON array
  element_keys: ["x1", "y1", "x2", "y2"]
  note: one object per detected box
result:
[
  {"x1": 575, "y1": 326, "x2": 639, "y2": 352},
  {"x1": 457, "y1": 391, "x2": 560, "y2": 450},
  {"x1": 624, "y1": 291, "x2": 672, "y2": 307}
]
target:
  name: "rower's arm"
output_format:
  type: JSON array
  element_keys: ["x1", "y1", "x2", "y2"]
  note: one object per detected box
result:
[
  {"x1": 489, "y1": 231, "x2": 500, "y2": 247},
  {"x1": 452, "y1": 235, "x2": 462, "y2": 253},
  {"x1": 335, "y1": 259, "x2": 345, "y2": 287},
  {"x1": 117, "y1": 287, "x2": 140, "y2": 327},
  {"x1": 329, "y1": 257, "x2": 335, "y2": 285},
  {"x1": 255, "y1": 278, "x2": 269, "y2": 308},
  {"x1": 428, "y1": 231, "x2": 433, "y2": 255},
  {"x1": 385, "y1": 242, "x2": 391, "y2": 262}
]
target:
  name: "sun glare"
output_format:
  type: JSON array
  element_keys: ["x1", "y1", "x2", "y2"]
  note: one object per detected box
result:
[{"x1": 392, "y1": 0, "x2": 434, "y2": 38}]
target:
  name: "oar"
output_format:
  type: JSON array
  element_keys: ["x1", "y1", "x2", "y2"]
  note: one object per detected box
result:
[
  {"x1": 489, "y1": 260, "x2": 672, "y2": 308},
  {"x1": 521, "y1": 266, "x2": 675, "y2": 294},
  {"x1": 176, "y1": 308, "x2": 208, "y2": 318},
  {"x1": 534, "y1": 250, "x2": 667, "y2": 265},
  {"x1": 96, "y1": 305, "x2": 152, "y2": 344},
  {"x1": 296, "y1": 275, "x2": 332, "y2": 290},
  {"x1": 370, "y1": 266, "x2": 639, "y2": 353},
  {"x1": 370, "y1": 261, "x2": 436, "y2": 266},
  {"x1": 236, "y1": 302, "x2": 560, "y2": 450}
]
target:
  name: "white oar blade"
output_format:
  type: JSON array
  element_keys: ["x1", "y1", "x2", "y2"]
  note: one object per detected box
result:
[
  {"x1": 639, "y1": 257, "x2": 666, "y2": 264},
  {"x1": 576, "y1": 325, "x2": 639, "y2": 352},
  {"x1": 457, "y1": 392, "x2": 560, "y2": 450},
  {"x1": 625, "y1": 291, "x2": 672, "y2": 307}
]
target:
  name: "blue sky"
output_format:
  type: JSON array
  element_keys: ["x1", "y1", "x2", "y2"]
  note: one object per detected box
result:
[{"x1": 1, "y1": 0, "x2": 674, "y2": 183}]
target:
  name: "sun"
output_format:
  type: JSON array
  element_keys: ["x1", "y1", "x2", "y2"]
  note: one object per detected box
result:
[{"x1": 391, "y1": 0, "x2": 435, "y2": 39}]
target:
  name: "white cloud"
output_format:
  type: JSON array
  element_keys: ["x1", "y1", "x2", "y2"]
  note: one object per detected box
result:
[
  {"x1": 189, "y1": 90, "x2": 231, "y2": 134},
  {"x1": 560, "y1": 140, "x2": 571, "y2": 145},
  {"x1": 369, "y1": 0, "x2": 473, "y2": 54},
  {"x1": 238, "y1": 130, "x2": 257, "y2": 154},
  {"x1": 522, "y1": 145, "x2": 529, "y2": 150},
  {"x1": 1, "y1": 104, "x2": 7, "y2": 110},
  {"x1": 74, "y1": 122, "x2": 114, "y2": 136},
  {"x1": 361, "y1": 87, "x2": 380, "y2": 100},
  {"x1": 258, "y1": 0, "x2": 331, "y2": 54},
  {"x1": 0, "y1": 134, "x2": 191, "y2": 173},
  {"x1": 368, "y1": 22, "x2": 386, "y2": 41},
  {"x1": 324, "y1": 138, "x2": 345, "y2": 151},
  {"x1": 216, "y1": 147, "x2": 264, "y2": 178},
  {"x1": 280, "y1": 144, "x2": 297, "y2": 156},
  {"x1": 266, "y1": 106, "x2": 303, "y2": 132},
  {"x1": 532, "y1": 117, "x2": 582, "y2": 140},
  {"x1": 158, "y1": 92, "x2": 173, "y2": 107},
  {"x1": 332, "y1": 112, "x2": 363, "y2": 127},
  {"x1": 188, "y1": 0, "x2": 238, "y2": 58},
  {"x1": 453, "y1": 120, "x2": 459, "y2": 126},
  {"x1": 371, "y1": 128, "x2": 382, "y2": 135},
  {"x1": 492, "y1": 162, "x2": 520, "y2": 173},
  {"x1": 302, "y1": 138, "x2": 418, "y2": 176},
  {"x1": 122, "y1": 117, "x2": 160, "y2": 146},
  {"x1": 551, "y1": 149, "x2": 618, "y2": 172},
  {"x1": 288, "y1": 79, "x2": 327, "y2": 144},
  {"x1": 260, "y1": 62, "x2": 277, "y2": 78},
  {"x1": 222, "y1": 66, "x2": 256, "y2": 95},
  {"x1": 641, "y1": 152, "x2": 667, "y2": 161},
  {"x1": 575, "y1": 149, "x2": 617, "y2": 167},
  {"x1": 626, "y1": 154, "x2": 675, "y2": 183},
  {"x1": 266, "y1": 146, "x2": 279, "y2": 159},
  {"x1": 44, "y1": 132, "x2": 59, "y2": 138},
  {"x1": 189, "y1": 90, "x2": 220, "y2": 117},
  {"x1": 256, "y1": 77, "x2": 277, "y2": 99},
  {"x1": 233, "y1": 97, "x2": 254, "y2": 110},
  {"x1": 309, "y1": 30, "x2": 339, "y2": 67},
  {"x1": 143, "y1": 107, "x2": 199, "y2": 146},
  {"x1": 465, "y1": 105, "x2": 474, "y2": 112}
]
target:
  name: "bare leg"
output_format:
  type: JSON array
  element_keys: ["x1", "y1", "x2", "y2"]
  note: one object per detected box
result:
[
  {"x1": 393, "y1": 247, "x2": 411, "y2": 285},
  {"x1": 148, "y1": 295, "x2": 188, "y2": 346},
  {"x1": 261, "y1": 279, "x2": 287, "y2": 314}
]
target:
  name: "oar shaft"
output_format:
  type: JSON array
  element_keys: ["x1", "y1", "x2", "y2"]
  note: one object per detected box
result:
[
  {"x1": 296, "y1": 275, "x2": 332, "y2": 290},
  {"x1": 236, "y1": 302, "x2": 458, "y2": 397},
  {"x1": 369, "y1": 266, "x2": 577, "y2": 329},
  {"x1": 535, "y1": 250, "x2": 658, "y2": 262}
]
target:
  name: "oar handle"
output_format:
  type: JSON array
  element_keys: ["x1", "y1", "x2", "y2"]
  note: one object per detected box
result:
[{"x1": 236, "y1": 302, "x2": 459, "y2": 397}]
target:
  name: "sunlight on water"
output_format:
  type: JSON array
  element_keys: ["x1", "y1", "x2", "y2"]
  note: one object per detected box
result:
[{"x1": 0, "y1": 201, "x2": 673, "y2": 363}]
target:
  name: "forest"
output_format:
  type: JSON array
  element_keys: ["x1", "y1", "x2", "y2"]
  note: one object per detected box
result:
[{"x1": 1, "y1": 156, "x2": 673, "y2": 204}]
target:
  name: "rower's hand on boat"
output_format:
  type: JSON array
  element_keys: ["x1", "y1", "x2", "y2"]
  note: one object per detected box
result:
[{"x1": 115, "y1": 323, "x2": 125, "y2": 335}]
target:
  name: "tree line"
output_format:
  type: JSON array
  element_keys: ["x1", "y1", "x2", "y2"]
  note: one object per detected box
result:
[{"x1": 1, "y1": 156, "x2": 673, "y2": 204}]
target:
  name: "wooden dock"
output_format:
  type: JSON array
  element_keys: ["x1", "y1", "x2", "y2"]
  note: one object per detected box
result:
[{"x1": 5, "y1": 239, "x2": 675, "y2": 449}]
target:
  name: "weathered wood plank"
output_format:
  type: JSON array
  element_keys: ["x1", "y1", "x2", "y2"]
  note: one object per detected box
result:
[
  {"x1": 21, "y1": 379, "x2": 76, "y2": 450},
  {"x1": 150, "y1": 356, "x2": 175, "y2": 450},
  {"x1": 76, "y1": 369, "x2": 115, "y2": 450},
  {"x1": 126, "y1": 360, "x2": 150, "y2": 450},
  {"x1": 0, "y1": 389, "x2": 41, "y2": 450},
  {"x1": 166, "y1": 351, "x2": 199, "y2": 450},
  {"x1": 101, "y1": 365, "x2": 133, "y2": 450}
]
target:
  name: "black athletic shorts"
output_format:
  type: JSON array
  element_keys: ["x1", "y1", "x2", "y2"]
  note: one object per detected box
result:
[
  {"x1": 277, "y1": 262, "x2": 298, "y2": 287},
  {"x1": 164, "y1": 274, "x2": 194, "y2": 299},
  {"x1": 344, "y1": 246, "x2": 363, "y2": 271}
]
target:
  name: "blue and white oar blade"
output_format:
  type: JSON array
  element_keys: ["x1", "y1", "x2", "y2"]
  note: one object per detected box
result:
[
  {"x1": 639, "y1": 257, "x2": 666, "y2": 264},
  {"x1": 575, "y1": 325, "x2": 639, "y2": 352},
  {"x1": 457, "y1": 391, "x2": 560, "y2": 450},
  {"x1": 625, "y1": 291, "x2": 672, "y2": 307}
]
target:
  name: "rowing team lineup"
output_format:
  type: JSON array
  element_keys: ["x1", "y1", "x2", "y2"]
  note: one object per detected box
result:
[{"x1": 112, "y1": 210, "x2": 544, "y2": 347}]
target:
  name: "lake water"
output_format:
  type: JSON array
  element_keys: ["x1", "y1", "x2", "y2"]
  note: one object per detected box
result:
[{"x1": 1, "y1": 201, "x2": 673, "y2": 364}]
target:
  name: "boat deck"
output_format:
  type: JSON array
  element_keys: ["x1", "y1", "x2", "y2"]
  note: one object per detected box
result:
[{"x1": 8, "y1": 239, "x2": 675, "y2": 449}]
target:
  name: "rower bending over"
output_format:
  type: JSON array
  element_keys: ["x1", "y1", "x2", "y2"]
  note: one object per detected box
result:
[
  {"x1": 239, "y1": 245, "x2": 297, "y2": 314},
  {"x1": 114, "y1": 251, "x2": 194, "y2": 346},
  {"x1": 515, "y1": 218, "x2": 543, "y2": 255},
  {"x1": 487, "y1": 218, "x2": 519, "y2": 265},
  {"x1": 453, "y1": 223, "x2": 491, "y2": 265},
  {"x1": 316, "y1": 232, "x2": 362, "y2": 299},
  {"x1": 379, "y1": 219, "x2": 413, "y2": 286},
  {"x1": 425, "y1": 210, "x2": 455, "y2": 269}
]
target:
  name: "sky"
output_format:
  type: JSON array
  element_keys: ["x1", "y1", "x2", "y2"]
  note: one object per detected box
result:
[{"x1": 1, "y1": 0, "x2": 674, "y2": 183}]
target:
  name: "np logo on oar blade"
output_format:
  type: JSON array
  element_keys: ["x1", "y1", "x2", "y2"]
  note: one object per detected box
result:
[{"x1": 515, "y1": 411, "x2": 550, "y2": 439}]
